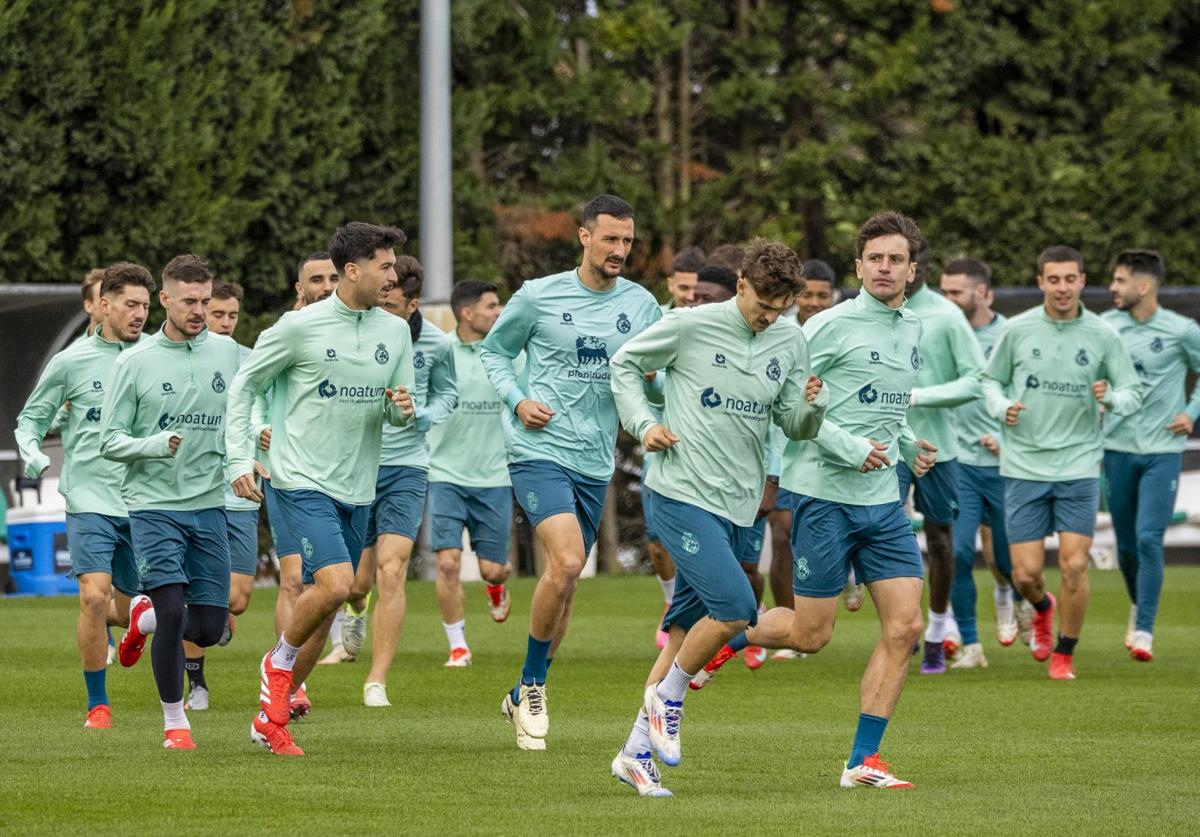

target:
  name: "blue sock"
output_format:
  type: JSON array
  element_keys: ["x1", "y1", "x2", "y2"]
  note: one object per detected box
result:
[
  {"x1": 848, "y1": 713, "x2": 888, "y2": 767},
  {"x1": 83, "y1": 669, "x2": 108, "y2": 710},
  {"x1": 519, "y1": 635, "x2": 552, "y2": 687},
  {"x1": 726, "y1": 632, "x2": 750, "y2": 653},
  {"x1": 545, "y1": 657, "x2": 554, "y2": 673}
]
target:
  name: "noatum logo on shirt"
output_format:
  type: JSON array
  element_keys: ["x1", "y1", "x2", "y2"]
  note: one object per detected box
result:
[
  {"x1": 1023, "y1": 374, "x2": 1087, "y2": 397},
  {"x1": 698, "y1": 386, "x2": 769, "y2": 420},
  {"x1": 857, "y1": 383, "x2": 911, "y2": 408},
  {"x1": 316, "y1": 378, "x2": 386, "y2": 403},
  {"x1": 157, "y1": 411, "x2": 223, "y2": 430}
]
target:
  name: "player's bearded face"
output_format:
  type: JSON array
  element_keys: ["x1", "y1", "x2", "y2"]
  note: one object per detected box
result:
[
  {"x1": 582, "y1": 215, "x2": 634, "y2": 279},
  {"x1": 103, "y1": 287, "x2": 150, "y2": 342}
]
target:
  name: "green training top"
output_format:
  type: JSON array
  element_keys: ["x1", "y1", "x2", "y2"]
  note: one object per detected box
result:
[
  {"x1": 16, "y1": 329, "x2": 146, "y2": 516},
  {"x1": 224, "y1": 344, "x2": 261, "y2": 511},
  {"x1": 380, "y1": 317, "x2": 457, "y2": 469},
  {"x1": 955, "y1": 313, "x2": 1008, "y2": 468},
  {"x1": 1102, "y1": 306, "x2": 1200, "y2": 455},
  {"x1": 225, "y1": 293, "x2": 414, "y2": 506},
  {"x1": 100, "y1": 328, "x2": 242, "y2": 511},
  {"x1": 982, "y1": 305, "x2": 1142, "y2": 481},
  {"x1": 427, "y1": 334, "x2": 524, "y2": 488},
  {"x1": 612, "y1": 298, "x2": 826, "y2": 527},
  {"x1": 480, "y1": 269, "x2": 662, "y2": 481},
  {"x1": 905, "y1": 285, "x2": 984, "y2": 461},
  {"x1": 780, "y1": 291, "x2": 924, "y2": 506}
]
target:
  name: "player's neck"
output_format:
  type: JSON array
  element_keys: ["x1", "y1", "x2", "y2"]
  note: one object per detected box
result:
[
  {"x1": 162, "y1": 319, "x2": 190, "y2": 342},
  {"x1": 1129, "y1": 295, "x2": 1158, "y2": 323},
  {"x1": 456, "y1": 321, "x2": 483, "y2": 343},
  {"x1": 577, "y1": 265, "x2": 617, "y2": 293},
  {"x1": 970, "y1": 306, "x2": 995, "y2": 329},
  {"x1": 335, "y1": 285, "x2": 370, "y2": 311}
]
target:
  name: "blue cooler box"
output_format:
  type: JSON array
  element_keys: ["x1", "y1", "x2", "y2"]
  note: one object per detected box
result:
[{"x1": 6, "y1": 508, "x2": 75, "y2": 596}]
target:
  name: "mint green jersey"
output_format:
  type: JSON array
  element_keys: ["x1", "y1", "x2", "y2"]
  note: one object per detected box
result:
[
  {"x1": 100, "y1": 328, "x2": 241, "y2": 511},
  {"x1": 224, "y1": 344, "x2": 260, "y2": 511},
  {"x1": 955, "y1": 313, "x2": 1008, "y2": 467},
  {"x1": 428, "y1": 334, "x2": 523, "y2": 487},
  {"x1": 612, "y1": 299, "x2": 825, "y2": 526},
  {"x1": 380, "y1": 318, "x2": 457, "y2": 468},
  {"x1": 225, "y1": 293, "x2": 414, "y2": 506},
  {"x1": 16, "y1": 329, "x2": 146, "y2": 515},
  {"x1": 1102, "y1": 307, "x2": 1200, "y2": 455},
  {"x1": 781, "y1": 291, "x2": 924, "y2": 506},
  {"x1": 982, "y1": 305, "x2": 1141, "y2": 481},
  {"x1": 905, "y1": 285, "x2": 984, "y2": 461},
  {"x1": 480, "y1": 270, "x2": 662, "y2": 480}
]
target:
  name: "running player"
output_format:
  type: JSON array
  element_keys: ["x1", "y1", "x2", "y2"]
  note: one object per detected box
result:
[
  {"x1": 901, "y1": 242, "x2": 985, "y2": 673},
  {"x1": 183, "y1": 280, "x2": 263, "y2": 710},
  {"x1": 99, "y1": 255, "x2": 242, "y2": 749},
  {"x1": 16, "y1": 262, "x2": 153, "y2": 728},
  {"x1": 696, "y1": 212, "x2": 938, "y2": 789},
  {"x1": 481, "y1": 194, "x2": 661, "y2": 750},
  {"x1": 226, "y1": 222, "x2": 414, "y2": 755},
  {"x1": 351, "y1": 255, "x2": 457, "y2": 706},
  {"x1": 609, "y1": 240, "x2": 823, "y2": 796},
  {"x1": 940, "y1": 259, "x2": 1024, "y2": 668},
  {"x1": 1103, "y1": 249, "x2": 1200, "y2": 662},
  {"x1": 427, "y1": 280, "x2": 519, "y2": 666},
  {"x1": 981, "y1": 245, "x2": 1141, "y2": 680}
]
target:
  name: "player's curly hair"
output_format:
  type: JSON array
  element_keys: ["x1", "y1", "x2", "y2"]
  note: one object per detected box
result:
[{"x1": 741, "y1": 238, "x2": 805, "y2": 299}]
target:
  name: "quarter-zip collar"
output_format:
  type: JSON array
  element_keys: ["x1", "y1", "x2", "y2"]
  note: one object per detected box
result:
[
  {"x1": 156, "y1": 325, "x2": 210, "y2": 348},
  {"x1": 91, "y1": 325, "x2": 139, "y2": 350},
  {"x1": 723, "y1": 297, "x2": 756, "y2": 338},
  {"x1": 1039, "y1": 302, "x2": 1086, "y2": 329},
  {"x1": 855, "y1": 288, "x2": 910, "y2": 322},
  {"x1": 453, "y1": 332, "x2": 483, "y2": 353},
  {"x1": 331, "y1": 291, "x2": 369, "y2": 322}
]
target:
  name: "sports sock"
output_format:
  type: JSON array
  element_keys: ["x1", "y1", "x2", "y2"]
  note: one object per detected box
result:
[
  {"x1": 1033, "y1": 594, "x2": 1052, "y2": 613},
  {"x1": 925, "y1": 609, "x2": 948, "y2": 643},
  {"x1": 270, "y1": 635, "x2": 301, "y2": 672},
  {"x1": 486, "y1": 584, "x2": 505, "y2": 606},
  {"x1": 658, "y1": 576, "x2": 675, "y2": 605},
  {"x1": 655, "y1": 660, "x2": 694, "y2": 704},
  {"x1": 520, "y1": 635, "x2": 552, "y2": 686},
  {"x1": 1054, "y1": 634, "x2": 1078, "y2": 656},
  {"x1": 328, "y1": 610, "x2": 343, "y2": 648},
  {"x1": 161, "y1": 699, "x2": 189, "y2": 731},
  {"x1": 137, "y1": 604, "x2": 157, "y2": 635},
  {"x1": 622, "y1": 707, "x2": 652, "y2": 758},
  {"x1": 83, "y1": 669, "x2": 108, "y2": 710},
  {"x1": 994, "y1": 583, "x2": 1014, "y2": 611},
  {"x1": 545, "y1": 657, "x2": 554, "y2": 673},
  {"x1": 848, "y1": 713, "x2": 888, "y2": 768},
  {"x1": 727, "y1": 632, "x2": 750, "y2": 652},
  {"x1": 444, "y1": 619, "x2": 467, "y2": 650},
  {"x1": 185, "y1": 656, "x2": 207, "y2": 689}
]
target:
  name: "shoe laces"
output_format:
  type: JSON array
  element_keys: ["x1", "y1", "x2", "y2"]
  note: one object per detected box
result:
[
  {"x1": 525, "y1": 685, "x2": 546, "y2": 714},
  {"x1": 662, "y1": 702, "x2": 682, "y2": 738},
  {"x1": 862, "y1": 754, "x2": 892, "y2": 774},
  {"x1": 636, "y1": 752, "x2": 661, "y2": 781}
]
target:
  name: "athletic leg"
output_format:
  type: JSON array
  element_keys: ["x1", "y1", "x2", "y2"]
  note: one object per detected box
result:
[
  {"x1": 365, "y1": 533, "x2": 414, "y2": 687},
  {"x1": 1131, "y1": 453, "x2": 1181, "y2": 637},
  {"x1": 767, "y1": 507, "x2": 794, "y2": 609},
  {"x1": 274, "y1": 553, "x2": 303, "y2": 637},
  {"x1": 1103, "y1": 451, "x2": 1140, "y2": 605}
]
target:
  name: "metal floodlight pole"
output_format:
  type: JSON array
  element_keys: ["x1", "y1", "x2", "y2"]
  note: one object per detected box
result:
[{"x1": 420, "y1": 0, "x2": 453, "y2": 303}]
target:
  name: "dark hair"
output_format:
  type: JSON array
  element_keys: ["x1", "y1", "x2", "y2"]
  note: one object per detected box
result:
[
  {"x1": 101, "y1": 262, "x2": 156, "y2": 297},
  {"x1": 580, "y1": 194, "x2": 634, "y2": 229},
  {"x1": 328, "y1": 223, "x2": 407, "y2": 275},
  {"x1": 212, "y1": 281, "x2": 245, "y2": 302},
  {"x1": 296, "y1": 250, "x2": 332, "y2": 279},
  {"x1": 943, "y1": 257, "x2": 992, "y2": 286},
  {"x1": 695, "y1": 265, "x2": 738, "y2": 295},
  {"x1": 450, "y1": 280, "x2": 499, "y2": 320},
  {"x1": 82, "y1": 268, "x2": 105, "y2": 303},
  {"x1": 801, "y1": 259, "x2": 837, "y2": 287},
  {"x1": 393, "y1": 255, "x2": 424, "y2": 298},
  {"x1": 1037, "y1": 245, "x2": 1083, "y2": 275},
  {"x1": 709, "y1": 243, "x2": 745, "y2": 273},
  {"x1": 162, "y1": 253, "x2": 212, "y2": 285},
  {"x1": 672, "y1": 246, "x2": 706, "y2": 275},
  {"x1": 855, "y1": 211, "x2": 922, "y2": 260},
  {"x1": 913, "y1": 237, "x2": 931, "y2": 283},
  {"x1": 742, "y1": 238, "x2": 804, "y2": 299},
  {"x1": 1114, "y1": 249, "x2": 1164, "y2": 282}
]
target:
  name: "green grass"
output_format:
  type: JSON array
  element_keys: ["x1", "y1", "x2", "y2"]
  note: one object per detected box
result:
[{"x1": 2, "y1": 569, "x2": 1198, "y2": 835}]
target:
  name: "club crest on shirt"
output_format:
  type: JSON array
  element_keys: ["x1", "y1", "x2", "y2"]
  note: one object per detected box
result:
[
  {"x1": 1075, "y1": 349, "x2": 1089, "y2": 366},
  {"x1": 911, "y1": 346, "x2": 921, "y2": 370},
  {"x1": 766, "y1": 357, "x2": 781, "y2": 382},
  {"x1": 525, "y1": 490, "x2": 539, "y2": 513},
  {"x1": 1150, "y1": 337, "x2": 1164, "y2": 353},
  {"x1": 681, "y1": 532, "x2": 700, "y2": 555},
  {"x1": 414, "y1": 351, "x2": 426, "y2": 369},
  {"x1": 301, "y1": 537, "x2": 314, "y2": 559},
  {"x1": 211, "y1": 371, "x2": 226, "y2": 393},
  {"x1": 795, "y1": 556, "x2": 810, "y2": 581},
  {"x1": 375, "y1": 343, "x2": 390, "y2": 365},
  {"x1": 616, "y1": 312, "x2": 631, "y2": 334}
]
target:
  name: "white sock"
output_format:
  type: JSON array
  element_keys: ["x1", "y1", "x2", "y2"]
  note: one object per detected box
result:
[
  {"x1": 925, "y1": 609, "x2": 948, "y2": 643},
  {"x1": 945, "y1": 608, "x2": 960, "y2": 637},
  {"x1": 1133, "y1": 629, "x2": 1152, "y2": 644},
  {"x1": 658, "y1": 576, "x2": 675, "y2": 606},
  {"x1": 444, "y1": 619, "x2": 467, "y2": 650},
  {"x1": 137, "y1": 605, "x2": 157, "y2": 635},
  {"x1": 329, "y1": 609, "x2": 343, "y2": 647},
  {"x1": 270, "y1": 635, "x2": 301, "y2": 671},
  {"x1": 622, "y1": 707, "x2": 652, "y2": 757},
  {"x1": 162, "y1": 699, "x2": 189, "y2": 731},
  {"x1": 994, "y1": 584, "x2": 1014, "y2": 613},
  {"x1": 655, "y1": 660, "x2": 694, "y2": 704}
]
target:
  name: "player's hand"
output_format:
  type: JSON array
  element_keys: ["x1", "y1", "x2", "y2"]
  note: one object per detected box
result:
[
  {"x1": 1005, "y1": 401, "x2": 1025, "y2": 426},
  {"x1": 912, "y1": 439, "x2": 938, "y2": 477},
  {"x1": 232, "y1": 473, "x2": 263, "y2": 503},
  {"x1": 643, "y1": 424, "x2": 679, "y2": 452},
  {"x1": 805, "y1": 375, "x2": 823, "y2": 404},
  {"x1": 259, "y1": 426, "x2": 272, "y2": 450},
  {"x1": 167, "y1": 435, "x2": 182, "y2": 455},
  {"x1": 980, "y1": 433, "x2": 1000, "y2": 455},
  {"x1": 386, "y1": 386, "x2": 415, "y2": 416},
  {"x1": 757, "y1": 479, "x2": 778, "y2": 519},
  {"x1": 861, "y1": 439, "x2": 891, "y2": 472},
  {"x1": 1167, "y1": 412, "x2": 1194, "y2": 436},
  {"x1": 254, "y1": 461, "x2": 270, "y2": 481},
  {"x1": 515, "y1": 399, "x2": 555, "y2": 430},
  {"x1": 643, "y1": 371, "x2": 657, "y2": 383},
  {"x1": 1091, "y1": 380, "x2": 1109, "y2": 404}
]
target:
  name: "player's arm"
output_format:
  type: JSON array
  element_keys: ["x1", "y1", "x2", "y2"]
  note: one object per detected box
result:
[
  {"x1": 480, "y1": 283, "x2": 537, "y2": 413},
  {"x1": 981, "y1": 330, "x2": 1019, "y2": 423},
  {"x1": 416, "y1": 343, "x2": 458, "y2": 431},
  {"x1": 384, "y1": 330, "x2": 417, "y2": 428},
  {"x1": 14, "y1": 356, "x2": 68, "y2": 478},
  {"x1": 910, "y1": 318, "x2": 984, "y2": 408},
  {"x1": 100, "y1": 356, "x2": 177, "y2": 462},
  {"x1": 1174, "y1": 320, "x2": 1200, "y2": 434},
  {"x1": 611, "y1": 314, "x2": 681, "y2": 448},
  {"x1": 801, "y1": 318, "x2": 873, "y2": 467},
  {"x1": 772, "y1": 337, "x2": 826, "y2": 441},
  {"x1": 47, "y1": 403, "x2": 70, "y2": 436},
  {"x1": 1096, "y1": 330, "x2": 1143, "y2": 416},
  {"x1": 226, "y1": 323, "x2": 295, "y2": 482}
]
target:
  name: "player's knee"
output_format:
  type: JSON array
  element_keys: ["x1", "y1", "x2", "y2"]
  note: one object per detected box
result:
[
  {"x1": 480, "y1": 564, "x2": 509, "y2": 585},
  {"x1": 78, "y1": 586, "x2": 108, "y2": 617},
  {"x1": 228, "y1": 593, "x2": 250, "y2": 616},
  {"x1": 547, "y1": 553, "x2": 586, "y2": 583},
  {"x1": 722, "y1": 618, "x2": 751, "y2": 637},
  {"x1": 1059, "y1": 560, "x2": 1088, "y2": 588},
  {"x1": 1135, "y1": 533, "x2": 1161, "y2": 560},
  {"x1": 792, "y1": 620, "x2": 833, "y2": 653},
  {"x1": 436, "y1": 554, "x2": 460, "y2": 582},
  {"x1": 376, "y1": 557, "x2": 409, "y2": 588}
]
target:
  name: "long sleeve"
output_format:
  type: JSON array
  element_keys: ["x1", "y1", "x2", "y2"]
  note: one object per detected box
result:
[
  {"x1": 14, "y1": 357, "x2": 67, "y2": 478},
  {"x1": 898, "y1": 418, "x2": 920, "y2": 464},
  {"x1": 480, "y1": 284, "x2": 537, "y2": 412},
  {"x1": 771, "y1": 343, "x2": 826, "y2": 441},
  {"x1": 415, "y1": 347, "x2": 457, "y2": 432},
  {"x1": 911, "y1": 318, "x2": 984, "y2": 408},
  {"x1": 1100, "y1": 334, "x2": 1143, "y2": 417},
  {"x1": 99, "y1": 357, "x2": 175, "y2": 462},
  {"x1": 384, "y1": 339, "x2": 416, "y2": 428},
  {"x1": 982, "y1": 329, "x2": 1016, "y2": 420},
  {"x1": 1182, "y1": 321, "x2": 1200, "y2": 422},
  {"x1": 611, "y1": 315, "x2": 682, "y2": 444},
  {"x1": 226, "y1": 323, "x2": 297, "y2": 480}
]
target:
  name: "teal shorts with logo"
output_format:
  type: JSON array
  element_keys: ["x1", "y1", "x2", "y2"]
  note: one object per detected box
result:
[
  {"x1": 225, "y1": 509, "x2": 259, "y2": 576},
  {"x1": 65, "y1": 513, "x2": 140, "y2": 597},
  {"x1": 510, "y1": 459, "x2": 607, "y2": 556},
  {"x1": 128, "y1": 508, "x2": 231, "y2": 607},
  {"x1": 275, "y1": 488, "x2": 370, "y2": 585}
]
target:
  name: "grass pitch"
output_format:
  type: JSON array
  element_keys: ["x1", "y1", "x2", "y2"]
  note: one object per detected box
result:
[{"x1": 1, "y1": 568, "x2": 1198, "y2": 835}]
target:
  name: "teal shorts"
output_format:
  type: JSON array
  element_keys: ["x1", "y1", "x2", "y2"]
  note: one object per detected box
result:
[
  {"x1": 510, "y1": 459, "x2": 608, "y2": 556},
  {"x1": 365, "y1": 465, "x2": 429, "y2": 546},
  {"x1": 1004, "y1": 477, "x2": 1100, "y2": 543},
  {"x1": 128, "y1": 508, "x2": 231, "y2": 607},
  {"x1": 428, "y1": 482, "x2": 512, "y2": 564},
  {"x1": 275, "y1": 489, "x2": 370, "y2": 585},
  {"x1": 225, "y1": 509, "x2": 259, "y2": 576},
  {"x1": 65, "y1": 513, "x2": 139, "y2": 597},
  {"x1": 741, "y1": 515, "x2": 767, "y2": 565}
]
